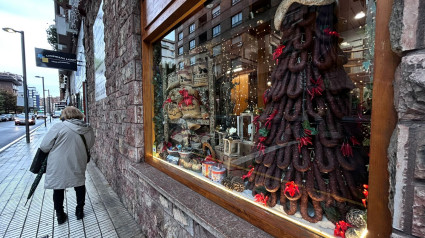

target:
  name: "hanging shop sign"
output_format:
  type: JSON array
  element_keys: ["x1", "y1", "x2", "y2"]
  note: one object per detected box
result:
[{"x1": 35, "y1": 48, "x2": 77, "y2": 71}]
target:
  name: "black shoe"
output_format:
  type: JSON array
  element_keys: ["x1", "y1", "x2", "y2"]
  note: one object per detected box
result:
[
  {"x1": 56, "y1": 211, "x2": 68, "y2": 224},
  {"x1": 75, "y1": 207, "x2": 84, "y2": 220}
]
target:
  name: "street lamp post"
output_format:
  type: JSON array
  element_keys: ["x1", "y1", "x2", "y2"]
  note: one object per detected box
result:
[
  {"x1": 35, "y1": 76, "x2": 46, "y2": 127},
  {"x1": 47, "y1": 89, "x2": 52, "y2": 123},
  {"x1": 3, "y1": 27, "x2": 30, "y2": 143}
]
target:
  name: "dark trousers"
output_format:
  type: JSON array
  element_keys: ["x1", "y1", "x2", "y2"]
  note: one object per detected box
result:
[{"x1": 53, "y1": 185, "x2": 86, "y2": 212}]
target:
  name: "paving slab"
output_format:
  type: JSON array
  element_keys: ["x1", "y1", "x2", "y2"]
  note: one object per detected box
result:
[{"x1": 0, "y1": 120, "x2": 146, "y2": 238}]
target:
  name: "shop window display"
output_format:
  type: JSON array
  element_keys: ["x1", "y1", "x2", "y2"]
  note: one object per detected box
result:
[{"x1": 152, "y1": 0, "x2": 375, "y2": 236}]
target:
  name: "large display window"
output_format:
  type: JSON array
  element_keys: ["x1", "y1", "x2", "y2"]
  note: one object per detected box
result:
[{"x1": 142, "y1": 0, "x2": 395, "y2": 237}]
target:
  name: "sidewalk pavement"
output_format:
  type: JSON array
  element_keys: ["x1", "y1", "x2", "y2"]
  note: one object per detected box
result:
[{"x1": 0, "y1": 120, "x2": 145, "y2": 238}]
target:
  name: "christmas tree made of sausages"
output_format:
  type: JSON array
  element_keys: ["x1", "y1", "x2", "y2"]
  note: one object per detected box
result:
[{"x1": 247, "y1": 3, "x2": 368, "y2": 224}]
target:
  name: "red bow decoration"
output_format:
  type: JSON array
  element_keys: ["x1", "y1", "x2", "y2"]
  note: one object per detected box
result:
[
  {"x1": 178, "y1": 89, "x2": 196, "y2": 107},
  {"x1": 307, "y1": 76, "x2": 324, "y2": 100},
  {"x1": 297, "y1": 129, "x2": 312, "y2": 152},
  {"x1": 205, "y1": 155, "x2": 214, "y2": 161},
  {"x1": 179, "y1": 89, "x2": 189, "y2": 97},
  {"x1": 254, "y1": 193, "x2": 269, "y2": 206},
  {"x1": 362, "y1": 184, "x2": 369, "y2": 207},
  {"x1": 341, "y1": 142, "x2": 354, "y2": 157},
  {"x1": 265, "y1": 109, "x2": 278, "y2": 129},
  {"x1": 284, "y1": 181, "x2": 300, "y2": 197},
  {"x1": 162, "y1": 98, "x2": 173, "y2": 108},
  {"x1": 242, "y1": 166, "x2": 254, "y2": 179},
  {"x1": 253, "y1": 115, "x2": 260, "y2": 134},
  {"x1": 334, "y1": 220, "x2": 351, "y2": 238},
  {"x1": 324, "y1": 28, "x2": 340, "y2": 37},
  {"x1": 162, "y1": 142, "x2": 172, "y2": 152},
  {"x1": 273, "y1": 45, "x2": 286, "y2": 64}
]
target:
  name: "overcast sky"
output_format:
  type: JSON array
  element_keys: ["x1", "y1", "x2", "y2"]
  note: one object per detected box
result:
[{"x1": 0, "y1": 0, "x2": 60, "y2": 97}]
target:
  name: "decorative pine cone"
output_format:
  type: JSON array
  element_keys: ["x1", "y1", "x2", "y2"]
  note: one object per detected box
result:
[
  {"x1": 222, "y1": 176, "x2": 233, "y2": 190},
  {"x1": 231, "y1": 176, "x2": 245, "y2": 192},
  {"x1": 346, "y1": 209, "x2": 367, "y2": 228}
]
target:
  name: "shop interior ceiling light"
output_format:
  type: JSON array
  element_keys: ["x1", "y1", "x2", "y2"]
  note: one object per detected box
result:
[{"x1": 354, "y1": 11, "x2": 365, "y2": 19}]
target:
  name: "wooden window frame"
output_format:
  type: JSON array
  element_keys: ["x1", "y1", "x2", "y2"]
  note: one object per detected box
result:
[{"x1": 141, "y1": 0, "x2": 399, "y2": 237}]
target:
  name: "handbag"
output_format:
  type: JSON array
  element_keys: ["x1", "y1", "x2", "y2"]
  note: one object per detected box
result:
[
  {"x1": 79, "y1": 134, "x2": 91, "y2": 163},
  {"x1": 29, "y1": 148, "x2": 49, "y2": 174}
]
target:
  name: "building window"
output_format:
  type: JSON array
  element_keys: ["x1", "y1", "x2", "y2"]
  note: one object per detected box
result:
[
  {"x1": 232, "y1": 12, "x2": 243, "y2": 27},
  {"x1": 212, "y1": 6, "x2": 220, "y2": 18},
  {"x1": 178, "y1": 61, "x2": 184, "y2": 70},
  {"x1": 212, "y1": 45, "x2": 221, "y2": 56},
  {"x1": 178, "y1": 32, "x2": 183, "y2": 41},
  {"x1": 190, "y1": 56, "x2": 196, "y2": 65},
  {"x1": 213, "y1": 64, "x2": 221, "y2": 75},
  {"x1": 178, "y1": 46, "x2": 183, "y2": 55},
  {"x1": 199, "y1": 32, "x2": 208, "y2": 45},
  {"x1": 232, "y1": 35, "x2": 242, "y2": 46},
  {"x1": 212, "y1": 24, "x2": 221, "y2": 37},
  {"x1": 189, "y1": 23, "x2": 195, "y2": 34},
  {"x1": 189, "y1": 40, "x2": 196, "y2": 50},
  {"x1": 232, "y1": 0, "x2": 241, "y2": 6}
]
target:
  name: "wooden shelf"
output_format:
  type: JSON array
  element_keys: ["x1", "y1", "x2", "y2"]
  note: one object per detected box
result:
[{"x1": 168, "y1": 118, "x2": 210, "y2": 125}]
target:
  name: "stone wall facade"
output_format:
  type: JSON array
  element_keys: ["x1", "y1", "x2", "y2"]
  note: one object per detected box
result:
[
  {"x1": 80, "y1": 1, "x2": 270, "y2": 237},
  {"x1": 390, "y1": 1, "x2": 425, "y2": 237}
]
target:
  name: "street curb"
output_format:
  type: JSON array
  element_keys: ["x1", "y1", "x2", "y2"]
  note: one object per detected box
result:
[{"x1": 0, "y1": 123, "x2": 45, "y2": 154}]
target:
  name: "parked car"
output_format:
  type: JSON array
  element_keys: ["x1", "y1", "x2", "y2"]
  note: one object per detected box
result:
[
  {"x1": 37, "y1": 113, "x2": 47, "y2": 119},
  {"x1": 0, "y1": 115, "x2": 7, "y2": 122},
  {"x1": 28, "y1": 113, "x2": 37, "y2": 120},
  {"x1": 4, "y1": 114, "x2": 15, "y2": 121},
  {"x1": 15, "y1": 115, "x2": 36, "y2": 125}
]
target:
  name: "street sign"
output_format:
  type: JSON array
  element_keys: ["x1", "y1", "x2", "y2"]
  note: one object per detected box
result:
[{"x1": 35, "y1": 48, "x2": 77, "y2": 71}]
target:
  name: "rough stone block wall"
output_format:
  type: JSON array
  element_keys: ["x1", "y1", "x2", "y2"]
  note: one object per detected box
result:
[
  {"x1": 390, "y1": 0, "x2": 425, "y2": 55},
  {"x1": 390, "y1": 1, "x2": 425, "y2": 237},
  {"x1": 80, "y1": 1, "x2": 218, "y2": 237}
]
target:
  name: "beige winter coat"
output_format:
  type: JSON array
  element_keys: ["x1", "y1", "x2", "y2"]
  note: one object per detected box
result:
[{"x1": 40, "y1": 120, "x2": 95, "y2": 189}]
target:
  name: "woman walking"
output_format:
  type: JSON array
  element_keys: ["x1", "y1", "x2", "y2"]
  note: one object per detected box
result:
[{"x1": 40, "y1": 106, "x2": 94, "y2": 224}]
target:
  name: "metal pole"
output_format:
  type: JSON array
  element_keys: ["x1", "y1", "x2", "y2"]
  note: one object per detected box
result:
[
  {"x1": 42, "y1": 77, "x2": 46, "y2": 127},
  {"x1": 48, "y1": 90, "x2": 51, "y2": 123},
  {"x1": 20, "y1": 31, "x2": 30, "y2": 143}
]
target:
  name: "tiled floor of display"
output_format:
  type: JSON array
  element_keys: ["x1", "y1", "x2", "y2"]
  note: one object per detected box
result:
[{"x1": 0, "y1": 121, "x2": 145, "y2": 238}]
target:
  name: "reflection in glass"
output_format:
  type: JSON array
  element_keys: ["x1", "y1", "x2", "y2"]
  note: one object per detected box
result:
[{"x1": 153, "y1": 1, "x2": 374, "y2": 236}]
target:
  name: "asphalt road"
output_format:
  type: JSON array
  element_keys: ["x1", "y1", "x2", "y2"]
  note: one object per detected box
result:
[{"x1": 0, "y1": 118, "x2": 54, "y2": 149}]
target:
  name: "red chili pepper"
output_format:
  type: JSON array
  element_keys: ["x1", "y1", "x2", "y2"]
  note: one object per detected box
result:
[
  {"x1": 273, "y1": 45, "x2": 286, "y2": 63},
  {"x1": 308, "y1": 76, "x2": 324, "y2": 100},
  {"x1": 284, "y1": 181, "x2": 300, "y2": 197},
  {"x1": 253, "y1": 115, "x2": 260, "y2": 134},
  {"x1": 334, "y1": 220, "x2": 351, "y2": 238},
  {"x1": 324, "y1": 28, "x2": 340, "y2": 37},
  {"x1": 257, "y1": 143, "x2": 266, "y2": 155},
  {"x1": 341, "y1": 142, "x2": 353, "y2": 157},
  {"x1": 263, "y1": 89, "x2": 269, "y2": 105},
  {"x1": 350, "y1": 136, "x2": 360, "y2": 145},
  {"x1": 242, "y1": 166, "x2": 255, "y2": 179},
  {"x1": 265, "y1": 109, "x2": 278, "y2": 129},
  {"x1": 254, "y1": 193, "x2": 269, "y2": 206}
]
